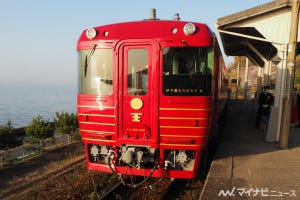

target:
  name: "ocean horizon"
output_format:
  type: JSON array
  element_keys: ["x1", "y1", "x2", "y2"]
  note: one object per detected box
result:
[{"x1": 0, "y1": 83, "x2": 77, "y2": 128}]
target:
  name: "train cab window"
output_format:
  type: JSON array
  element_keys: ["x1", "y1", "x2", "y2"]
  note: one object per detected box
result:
[
  {"x1": 163, "y1": 47, "x2": 213, "y2": 96},
  {"x1": 127, "y1": 49, "x2": 148, "y2": 96},
  {"x1": 78, "y1": 49, "x2": 113, "y2": 96}
]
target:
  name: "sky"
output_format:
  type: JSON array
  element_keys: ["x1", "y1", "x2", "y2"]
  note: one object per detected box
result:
[{"x1": 0, "y1": 0, "x2": 273, "y2": 87}]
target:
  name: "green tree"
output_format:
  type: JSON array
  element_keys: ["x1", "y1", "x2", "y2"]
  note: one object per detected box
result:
[
  {"x1": 25, "y1": 115, "x2": 54, "y2": 139},
  {"x1": 54, "y1": 112, "x2": 78, "y2": 134},
  {"x1": 0, "y1": 120, "x2": 19, "y2": 149}
]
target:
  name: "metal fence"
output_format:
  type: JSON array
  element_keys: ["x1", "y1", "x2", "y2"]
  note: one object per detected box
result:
[{"x1": 0, "y1": 134, "x2": 72, "y2": 164}]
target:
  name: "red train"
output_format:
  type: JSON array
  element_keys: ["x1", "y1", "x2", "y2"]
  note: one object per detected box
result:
[{"x1": 77, "y1": 11, "x2": 227, "y2": 186}]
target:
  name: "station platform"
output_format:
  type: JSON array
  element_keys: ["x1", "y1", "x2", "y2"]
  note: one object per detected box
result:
[{"x1": 200, "y1": 99, "x2": 300, "y2": 200}]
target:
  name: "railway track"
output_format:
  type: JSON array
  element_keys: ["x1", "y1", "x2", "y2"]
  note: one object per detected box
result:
[
  {"x1": 100, "y1": 181, "x2": 126, "y2": 200},
  {"x1": 99, "y1": 177, "x2": 177, "y2": 200},
  {"x1": 3, "y1": 160, "x2": 203, "y2": 200},
  {"x1": 0, "y1": 157, "x2": 86, "y2": 200},
  {"x1": 0, "y1": 141, "x2": 85, "y2": 199}
]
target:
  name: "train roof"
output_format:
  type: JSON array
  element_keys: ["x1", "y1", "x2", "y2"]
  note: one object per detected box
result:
[{"x1": 77, "y1": 20, "x2": 215, "y2": 46}]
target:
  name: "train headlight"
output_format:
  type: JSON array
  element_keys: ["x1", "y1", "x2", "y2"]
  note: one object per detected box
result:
[
  {"x1": 86, "y1": 28, "x2": 97, "y2": 39},
  {"x1": 183, "y1": 23, "x2": 196, "y2": 35}
]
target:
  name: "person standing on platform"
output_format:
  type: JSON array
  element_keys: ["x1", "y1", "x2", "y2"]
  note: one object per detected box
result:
[{"x1": 255, "y1": 86, "x2": 274, "y2": 128}]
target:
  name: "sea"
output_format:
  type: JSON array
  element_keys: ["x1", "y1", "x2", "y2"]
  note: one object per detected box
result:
[{"x1": 0, "y1": 83, "x2": 77, "y2": 128}]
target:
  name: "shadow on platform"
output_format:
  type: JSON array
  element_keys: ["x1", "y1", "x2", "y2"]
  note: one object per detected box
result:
[
  {"x1": 200, "y1": 99, "x2": 300, "y2": 200},
  {"x1": 216, "y1": 99, "x2": 300, "y2": 160}
]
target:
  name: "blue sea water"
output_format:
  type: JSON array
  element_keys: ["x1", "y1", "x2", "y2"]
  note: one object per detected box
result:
[{"x1": 0, "y1": 83, "x2": 77, "y2": 128}]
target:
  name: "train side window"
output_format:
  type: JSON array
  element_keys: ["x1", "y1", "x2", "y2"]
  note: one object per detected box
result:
[
  {"x1": 78, "y1": 49, "x2": 113, "y2": 96},
  {"x1": 127, "y1": 49, "x2": 148, "y2": 96},
  {"x1": 163, "y1": 47, "x2": 213, "y2": 96}
]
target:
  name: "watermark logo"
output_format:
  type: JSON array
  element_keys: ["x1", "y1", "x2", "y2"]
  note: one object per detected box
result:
[{"x1": 218, "y1": 187, "x2": 296, "y2": 197}]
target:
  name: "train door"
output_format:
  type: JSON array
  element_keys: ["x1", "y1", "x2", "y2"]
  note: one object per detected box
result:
[{"x1": 117, "y1": 40, "x2": 159, "y2": 147}]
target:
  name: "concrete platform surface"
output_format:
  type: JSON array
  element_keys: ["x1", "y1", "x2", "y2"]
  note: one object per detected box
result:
[{"x1": 200, "y1": 99, "x2": 300, "y2": 200}]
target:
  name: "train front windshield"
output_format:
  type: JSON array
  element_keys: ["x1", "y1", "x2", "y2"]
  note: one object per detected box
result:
[
  {"x1": 78, "y1": 47, "x2": 213, "y2": 97},
  {"x1": 78, "y1": 49, "x2": 113, "y2": 96},
  {"x1": 163, "y1": 47, "x2": 213, "y2": 96}
]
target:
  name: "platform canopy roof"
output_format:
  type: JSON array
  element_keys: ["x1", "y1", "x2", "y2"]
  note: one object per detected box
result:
[{"x1": 216, "y1": 0, "x2": 298, "y2": 67}]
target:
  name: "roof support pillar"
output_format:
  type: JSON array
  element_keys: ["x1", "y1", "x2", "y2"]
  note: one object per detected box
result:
[
  {"x1": 266, "y1": 44, "x2": 288, "y2": 142},
  {"x1": 279, "y1": 0, "x2": 300, "y2": 149}
]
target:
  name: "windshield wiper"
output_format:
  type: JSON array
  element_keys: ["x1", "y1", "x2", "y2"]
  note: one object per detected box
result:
[{"x1": 84, "y1": 44, "x2": 97, "y2": 78}]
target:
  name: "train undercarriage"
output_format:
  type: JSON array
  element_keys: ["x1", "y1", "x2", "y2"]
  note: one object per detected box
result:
[{"x1": 87, "y1": 144, "x2": 198, "y2": 187}]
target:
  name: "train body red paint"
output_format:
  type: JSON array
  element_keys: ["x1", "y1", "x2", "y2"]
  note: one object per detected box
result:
[{"x1": 77, "y1": 16, "x2": 227, "y2": 182}]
